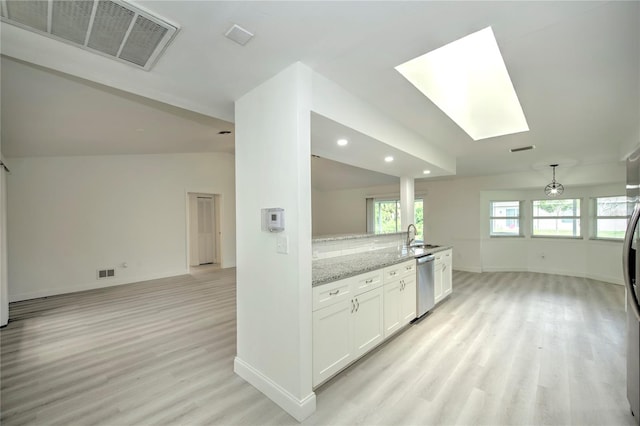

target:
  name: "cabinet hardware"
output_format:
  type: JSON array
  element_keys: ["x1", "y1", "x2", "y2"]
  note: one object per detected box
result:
[
  {"x1": 351, "y1": 300, "x2": 355, "y2": 313},
  {"x1": 355, "y1": 299, "x2": 360, "y2": 311},
  {"x1": 390, "y1": 271, "x2": 396, "y2": 276},
  {"x1": 365, "y1": 278, "x2": 373, "y2": 284},
  {"x1": 329, "y1": 289, "x2": 340, "y2": 296}
]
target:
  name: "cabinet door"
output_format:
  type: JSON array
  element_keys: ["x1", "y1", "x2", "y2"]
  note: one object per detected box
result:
[
  {"x1": 443, "y1": 251, "x2": 453, "y2": 297},
  {"x1": 383, "y1": 281, "x2": 402, "y2": 338},
  {"x1": 351, "y1": 287, "x2": 384, "y2": 359},
  {"x1": 312, "y1": 299, "x2": 353, "y2": 387},
  {"x1": 434, "y1": 260, "x2": 444, "y2": 303},
  {"x1": 400, "y1": 276, "x2": 417, "y2": 324}
]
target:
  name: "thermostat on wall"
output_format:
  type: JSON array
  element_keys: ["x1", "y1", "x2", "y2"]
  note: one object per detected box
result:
[{"x1": 262, "y1": 208, "x2": 285, "y2": 232}]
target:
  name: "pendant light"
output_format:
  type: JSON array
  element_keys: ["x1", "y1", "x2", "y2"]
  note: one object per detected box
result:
[{"x1": 544, "y1": 164, "x2": 564, "y2": 197}]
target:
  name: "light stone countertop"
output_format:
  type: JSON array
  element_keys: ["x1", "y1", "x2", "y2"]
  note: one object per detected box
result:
[
  {"x1": 312, "y1": 245, "x2": 451, "y2": 287},
  {"x1": 312, "y1": 232, "x2": 405, "y2": 243}
]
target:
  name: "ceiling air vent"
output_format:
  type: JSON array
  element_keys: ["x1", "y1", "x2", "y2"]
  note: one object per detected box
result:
[{"x1": 0, "y1": 0, "x2": 179, "y2": 70}]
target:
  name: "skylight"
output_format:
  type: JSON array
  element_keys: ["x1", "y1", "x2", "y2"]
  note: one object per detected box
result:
[{"x1": 395, "y1": 27, "x2": 529, "y2": 141}]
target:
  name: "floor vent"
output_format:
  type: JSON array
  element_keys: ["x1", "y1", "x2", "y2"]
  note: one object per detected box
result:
[
  {"x1": 97, "y1": 268, "x2": 115, "y2": 279},
  {"x1": 0, "y1": 0, "x2": 179, "y2": 70}
]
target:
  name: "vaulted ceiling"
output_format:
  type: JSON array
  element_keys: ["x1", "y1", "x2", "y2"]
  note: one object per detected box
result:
[{"x1": 1, "y1": 1, "x2": 638, "y2": 188}]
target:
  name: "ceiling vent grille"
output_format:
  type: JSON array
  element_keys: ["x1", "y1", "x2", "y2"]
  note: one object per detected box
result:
[{"x1": 1, "y1": 0, "x2": 179, "y2": 70}]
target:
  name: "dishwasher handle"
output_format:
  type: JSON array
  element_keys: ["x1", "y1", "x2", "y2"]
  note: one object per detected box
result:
[{"x1": 417, "y1": 254, "x2": 435, "y2": 264}]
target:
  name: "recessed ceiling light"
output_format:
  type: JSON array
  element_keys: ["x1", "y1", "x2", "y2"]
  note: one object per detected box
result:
[
  {"x1": 423, "y1": 170, "x2": 431, "y2": 174},
  {"x1": 337, "y1": 139, "x2": 349, "y2": 146},
  {"x1": 395, "y1": 26, "x2": 529, "y2": 141},
  {"x1": 385, "y1": 156, "x2": 394, "y2": 162}
]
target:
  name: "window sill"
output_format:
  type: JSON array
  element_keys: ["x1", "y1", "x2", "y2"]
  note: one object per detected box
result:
[
  {"x1": 589, "y1": 237, "x2": 623, "y2": 243},
  {"x1": 489, "y1": 235, "x2": 525, "y2": 238},
  {"x1": 531, "y1": 235, "x2": 583, "y2": 240}
]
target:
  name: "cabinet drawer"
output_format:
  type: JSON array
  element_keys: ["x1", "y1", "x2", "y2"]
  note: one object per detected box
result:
[
  {"x1": 313, "y1": 278, "x2": 352, "y2": 311},
  {"x1": 383, "y1": 260, "x2": 416, "y2": 282},
  {"x1": 351, "y1": 270, "x2": 383, "y2": 293},
  {"x1": 400, "y1": 260, "x2": 416, "y2": 277}
]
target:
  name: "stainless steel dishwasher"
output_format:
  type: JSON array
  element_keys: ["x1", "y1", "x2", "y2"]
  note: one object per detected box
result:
[{"x1": 416, "y1": 254, "x2": 435, "y2": 318}]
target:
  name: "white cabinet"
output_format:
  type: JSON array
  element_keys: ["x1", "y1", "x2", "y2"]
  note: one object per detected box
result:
[
  {"x1": 382, "y1": 259, "x2": 417, "y2": 338},
  {"x1": 442, "y1": 250, "x2": 453, "y2": 297},
  {"x1": 434, "y1": 249, "x2": 453, "y2": 304},
  {"x1": 351, "y1": 286, "x2": 384, "y2": 358},
  {"x1": 383, "y1": 280, "x2": 402, "y2": 336},
  {"x1": 312, "y1": 270, "x2": 383, "y2": 387},
  {"x1": 312, "y1": 299, "x2": 352, "y2": 386},
  {"x1": 400, "y1": 274, "x2": 417, "y2": 323}
]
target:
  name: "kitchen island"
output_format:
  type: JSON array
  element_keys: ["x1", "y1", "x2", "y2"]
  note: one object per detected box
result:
[{"x1": 311, "y1": 233, "x2": 453, "y2": 387}]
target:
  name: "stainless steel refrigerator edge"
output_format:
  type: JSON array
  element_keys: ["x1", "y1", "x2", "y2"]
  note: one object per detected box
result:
[{"x1": 624, "y1": 146, "x2": 640, "y2": 423}]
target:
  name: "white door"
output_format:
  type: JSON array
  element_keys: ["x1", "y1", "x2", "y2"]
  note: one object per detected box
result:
[{"x1": 197, "y1": 197, "x2": 215, "y2": 265}]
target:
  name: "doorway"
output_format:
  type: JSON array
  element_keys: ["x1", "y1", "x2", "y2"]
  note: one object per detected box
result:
[{"x1": 187, "y1": 193, "x2": 221, "y2": 268}]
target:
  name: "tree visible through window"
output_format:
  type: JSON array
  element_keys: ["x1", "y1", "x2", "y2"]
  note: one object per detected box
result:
[
  {"x1": 532, "y1": 199, "x2": 581, "y2": 237},
  {"x1": 373, "y1": 199, "x2": 424, "y2": 241},
  {"x1": 593, "y1": 196, "x2": 627, "y2": 239}
]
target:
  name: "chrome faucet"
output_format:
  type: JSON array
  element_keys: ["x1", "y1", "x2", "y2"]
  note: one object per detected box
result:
[{"x1": 406, "y1": 224, "x2": 417, "y2": 247}]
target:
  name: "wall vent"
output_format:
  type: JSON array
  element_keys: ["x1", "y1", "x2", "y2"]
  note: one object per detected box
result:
[
  {"x1": 0, "y1": 0, "x2": 179, "y2": 70},
  {"x1": 97, "y1": 268, "x2": 115, "y2": 279},
  {"x1": 509, "y1": 145, "x2": 536, "y2": 153}
]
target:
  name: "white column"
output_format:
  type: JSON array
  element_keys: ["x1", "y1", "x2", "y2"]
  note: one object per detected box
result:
[
  {"x1": 400, "y1": 176, "x2": 415, "y2": 231},
  {"x1": 234, "y1": 63, "x2": 315, "y2": 421}
]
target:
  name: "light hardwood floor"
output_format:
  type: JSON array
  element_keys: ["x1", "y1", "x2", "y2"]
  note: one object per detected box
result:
[{"x1": 1, "y1": 269, "x2": 635, "y2": 425}]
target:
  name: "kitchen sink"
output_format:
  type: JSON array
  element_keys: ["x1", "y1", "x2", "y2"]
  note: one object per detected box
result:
[{"x1": 410, "y1": 243, "x2": 440, "y2": 249}]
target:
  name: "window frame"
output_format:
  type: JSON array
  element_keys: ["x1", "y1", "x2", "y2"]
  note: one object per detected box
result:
[
  {"x1": 531, "y1": 198, "x2": 582, "y2": 239},
  {"x1": 590, "y1": 195, "x2": 627, "y2": 241},
  {"x1": 489, "y1": 200, "x2": 524, "y2": 237},
  {"x1": 369, "y1": 197, "x2": 425, "y2": 240}
]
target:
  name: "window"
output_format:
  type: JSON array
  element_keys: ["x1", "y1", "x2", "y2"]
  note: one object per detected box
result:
[
  {"x1": 489, "y1": 201, "x2": 522, "y2": 236},
  {"x1": 532, "y1": 199, "x2": 581, "y2": 237},
  {"x1": 592, "y1": 196, "x2": 627, "y2": 240},
  {"x1": 374, "y1": 200, "x2": 401, "y2": 234},
  {"x1": 370, "y1": 198, "x2": 424, "y2": 241}
]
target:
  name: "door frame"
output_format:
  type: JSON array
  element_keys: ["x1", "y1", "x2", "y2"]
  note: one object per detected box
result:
[{"x1": 185, "y1": 190, "x2": 223, "y2": 269}]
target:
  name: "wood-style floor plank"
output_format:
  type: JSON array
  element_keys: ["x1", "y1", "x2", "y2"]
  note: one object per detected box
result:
[{"x1": 1, "y1": 268, "x2": 636, "y2": 425}]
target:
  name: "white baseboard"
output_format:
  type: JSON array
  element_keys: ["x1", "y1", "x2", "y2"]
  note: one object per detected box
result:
[
  {"x1": 481, "y1": 267, "x2": 528, "y2": 273},
  {"x1": 471, "y1": 267, "x2": 622, "y2": 286},
  {"x1": 586, "y1": 273, "x2": 623, "y2": 286},
  {"x1": 234, "y1": 356, "x2": 316, "y2": 422},
  {"x1": 453, "y1": 266, "x2": 482, "y2": 273},
  {"x1": 9, "y1": 269, "x2": 189, "y2": 302}
]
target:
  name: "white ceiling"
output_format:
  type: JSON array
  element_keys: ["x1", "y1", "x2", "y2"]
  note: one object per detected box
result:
[{"x1": 1, "y1": 1, "x2": 638, "y2": 188}]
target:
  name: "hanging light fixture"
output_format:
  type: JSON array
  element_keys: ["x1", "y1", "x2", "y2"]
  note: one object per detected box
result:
[{"x1": 544, "y1": 164, "x2": 564, "y2": 197}]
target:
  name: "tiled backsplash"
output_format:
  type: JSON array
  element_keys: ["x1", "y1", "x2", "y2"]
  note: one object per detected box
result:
[{"x1": 312, "y1": 233, "x2": 406, "y2": 259}]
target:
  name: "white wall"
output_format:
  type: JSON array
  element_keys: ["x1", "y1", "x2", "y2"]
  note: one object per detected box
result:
[
  {"x1": 234, "y1": 63, "x2": 315, "y2": 421},
  {"x1": 312, "y1": 162, "x2": 625, "y2": 284},
  {"x1": 7, "y1": 152, "x2": 236, "y2": 301},
  {"x1": 479, "y1": 183, "x2": 625, "y2": 284},
  {"x1": 312, "y1": 187, "x2": 367, "y2": 236}
]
